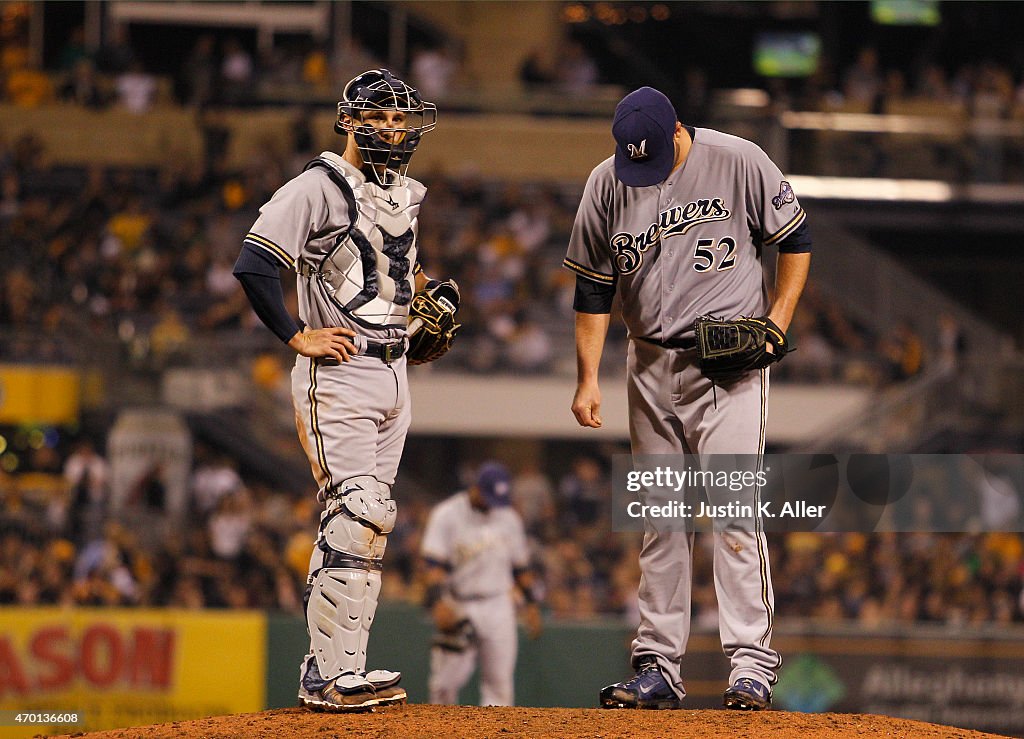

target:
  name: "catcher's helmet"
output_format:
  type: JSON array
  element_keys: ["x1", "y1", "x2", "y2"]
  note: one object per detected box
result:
[{"x1": 336, "y1": 68, "x2": 437, "y2": 186}]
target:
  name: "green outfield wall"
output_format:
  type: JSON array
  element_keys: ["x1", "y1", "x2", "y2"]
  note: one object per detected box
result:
[{"x1": 267, "y1": 604, "x2": 1024, "y2": 737}]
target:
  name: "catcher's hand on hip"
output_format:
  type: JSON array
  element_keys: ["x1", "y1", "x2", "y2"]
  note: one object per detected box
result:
[
  {"x1": 289, "y1": 326, "x2": 358, "y2": 362},
  {"x1": 694, "y1": 314, "x2": 790, "y2": 384}
]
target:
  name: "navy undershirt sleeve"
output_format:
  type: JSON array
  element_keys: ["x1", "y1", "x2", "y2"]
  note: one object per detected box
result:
[
  {"x1": 233, "y1": 244, "x2": 301, "y2": 343},
  {"x1": 776, "y1": 220, "x2": 812, "y2": 254},
  {"x1": 573, "y1": 275, "x2": 616, "y2": 314}
]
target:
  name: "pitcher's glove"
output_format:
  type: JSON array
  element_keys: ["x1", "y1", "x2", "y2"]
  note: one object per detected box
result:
[
  {"x1": 407, "y1": 279, "x2": 461, "y2": 365},
  {"x1": 432, "y1": 617, "x2": 477, "y2": 653},
  {"x1": 694, "y1": 315, "x2": 789, "y2": 383}
]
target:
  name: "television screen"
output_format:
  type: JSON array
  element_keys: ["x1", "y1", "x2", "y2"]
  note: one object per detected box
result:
[
  {"x1": 753, "y1": 32, "x2": 821, "y2": 78},
  {"x1": 870, "y1": 0, "x2": 941, "y2": 26}
]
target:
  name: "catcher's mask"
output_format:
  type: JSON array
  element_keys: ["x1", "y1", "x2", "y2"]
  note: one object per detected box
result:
[{"x1": 336, "y1": 68, "x2": 437, "y2": 187}]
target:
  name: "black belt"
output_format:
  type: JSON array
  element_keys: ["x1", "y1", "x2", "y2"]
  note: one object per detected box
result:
[
  {"x1": 318, "y1": 340, "x2": 405, "y2": 365},
  {"x1": 637, "y1": 336, "x2": 696, "y2": 351},
  {"x1": 364, "y1": 340, "x2": 405, "y2": 363}
]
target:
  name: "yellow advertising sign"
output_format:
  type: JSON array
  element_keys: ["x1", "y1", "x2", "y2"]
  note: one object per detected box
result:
[
  {"x1": 0, "y1": 608, "x2": 266, "y2": 738},
  {"x1": 0, "y1": 366, "x2": 80, "y2": 425}
]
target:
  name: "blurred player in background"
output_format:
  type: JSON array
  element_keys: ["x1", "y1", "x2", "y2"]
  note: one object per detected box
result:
[{"x1": 421, "y1": 462, "x2": 543, "y2": 706}]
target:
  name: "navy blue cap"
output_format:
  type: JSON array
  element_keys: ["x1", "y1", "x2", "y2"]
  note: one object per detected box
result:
[
  {"x1": 477, "y1": 462, "x2": 512, "y2": 508},
  {"x1": 612, "y1": 87, "x2": 677, "y2": 187}
]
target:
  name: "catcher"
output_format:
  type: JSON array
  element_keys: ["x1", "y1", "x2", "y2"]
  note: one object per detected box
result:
[{"x1": 233, "y1": 69, "x2": 458, "y2": 712}]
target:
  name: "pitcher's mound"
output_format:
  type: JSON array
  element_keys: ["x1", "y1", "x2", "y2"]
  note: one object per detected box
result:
[{"x1": 45, "y1": 704, "x2": 1010, "y2": 739}]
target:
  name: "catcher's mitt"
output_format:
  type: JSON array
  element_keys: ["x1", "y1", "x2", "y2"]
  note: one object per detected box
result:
[
  {"x1": 694, "y1": 315, "x2": 789, "y2": 383},
  {"x1": 407, "y1": 279, "x2": 461, "y2": 365}
]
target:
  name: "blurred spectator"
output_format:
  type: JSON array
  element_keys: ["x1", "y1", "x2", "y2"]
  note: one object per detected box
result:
[
  {"x1": 558, "y1": 456, "x2": 606, "y2": 527},
  {"x1": 178, "y1": 34, "x2": 217, "y2": 108},
  {"x1": 63, "y1": 439, "x2": 110, "y2": 545},
  {"x1": 95, "y1": 25, "x2": 135, "y2": 75},
  {"x1": 936, "y1": 313, "x2": 966, "y2": 376},
  {"x1": 197, "y1": 106, "x2": 233, "y2": 181},
  {"x1": 132, "y1": 463, "x2": 168, "y2": 511},
  {"x1": 115, "y1": 60, "x2": 158, "y2": 114},
  {"x1": 680, "y1": 66, "x2": 710, "y2": 123},
  {"x1": 59, "y1": 58, "x2": 108, "y2": 109},
  {"x1": 843, "y1": 47, "x2": 883, "y2": 106},
  {"x1": 555, "y1": 40, "x2": 599, "y2": 97},
  {"x1": 4, "y1": 59, "x2": 54, "y2": 108},
  {"x1": 971, "y1": 457, "x2": 1022, "y2": 532},
  {"x1": 880, "y1": 320, "x2": 925, "y2": 381},
  {"x1": 914, "y1": 63, "x2": 951, "y2": 101},
  {"x1": 512, "y1": 459, "x2": 556, "y2": 538},
  {"x1": 411, "y1": 45, "x2": 458, "y2": 100},
  {"x1": 0, "y1": 170, "x2": 21, "y2": 221},
  {"x1": 506, "y1": 316, "x2": 553, "y2": 373},
  {"x1": 878, "y1": 68, "x2": 907, "y2": 113},
  {"x1": 970, "y1": 62, "x2": 1014, "y2": 182},
  {"x1": 57, "y1": 26, "x2": 91, "y2": 71},
  {"x1": 208, "y1": 491, "x2": 253, "y2": 560},
  {"x1": 519, "y1": 49, "x2": 553, "y2": 89},
  {"x1": 301, "y1": 42, "x2": 331, "y2": 92},
  {"x1": 191, "y1": 453, "x2": 244, "y2": 516},
  {"x1": 329, "y1": 38, "x2": 383, "y2": 86},
  {"x1": 220, "y1": 37, "x2": 254, "y2": 105},
  {"x1": 783, "y1": 306, "x2": 837, "y2": 382}
]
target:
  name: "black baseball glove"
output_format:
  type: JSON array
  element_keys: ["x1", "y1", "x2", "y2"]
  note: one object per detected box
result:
[
  {"x1": 432, "y1": 617, "x2": 477, "y2": 653},
  {"x1": 694, "y1": 314, "x2": 789, "y2": 383},
  {"x1": 407, "y1": 279, "x2": 461, "y2": 365}
]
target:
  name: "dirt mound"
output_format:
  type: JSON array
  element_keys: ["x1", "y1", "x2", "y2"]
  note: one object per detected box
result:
[{"x1": 44, "y1": 704, "x2": 1010, "y2": 739}]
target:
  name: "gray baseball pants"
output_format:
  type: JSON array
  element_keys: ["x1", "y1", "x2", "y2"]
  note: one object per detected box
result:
[
  {"x1": 291, "y1": 352, "x2": 411, "y2": 494},
  {"x1": 626, "y1": 338, "x2": 780, "y2": 699}
]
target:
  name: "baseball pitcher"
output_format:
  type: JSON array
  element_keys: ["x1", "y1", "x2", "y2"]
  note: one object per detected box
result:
[
  {"x1": 232, "y1": 69, "x2": 459, "y2": 712},
  {"x1": 421, "y1": 462, "x2": 543, "y2": 706},
  {"x1": 565, "y1": 87, "x2": 812, "y2": 711}
]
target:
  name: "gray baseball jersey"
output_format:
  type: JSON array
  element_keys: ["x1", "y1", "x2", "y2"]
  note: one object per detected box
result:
[
  {"x1": 566, "y1": 127, "x2": 799, "y2": 699},
  {"x1": 421, "y1": 492, "x2": 530, "y2": 598},
  {"x1": 564, "y1": 128, "x2": 805, "y2": 338},
  {"x1": 421, "y1": 493, "x2": 530, "y2": 706}
]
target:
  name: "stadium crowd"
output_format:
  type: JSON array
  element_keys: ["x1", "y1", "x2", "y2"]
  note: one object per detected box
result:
[
  {"x1": 1, "y1": 437, "x2": 1022, "y2": 629},
  {"x1": 0, "y1": 127, "x2": 928, "y2": 383}
]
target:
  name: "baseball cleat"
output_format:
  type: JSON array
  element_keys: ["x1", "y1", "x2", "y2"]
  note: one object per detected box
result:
[
  {"x1": 298, "y1": 673, "x2": 379, "y2": 712},
  {"x1": 365, "y1": 669, "x2": 407, "y2": 706},
  {"x1": 723, "y1": 677, "x2": 772, "y2": 710},
  {"x1": 600, "y1": 657, "x2": 683, "y2": 709}
]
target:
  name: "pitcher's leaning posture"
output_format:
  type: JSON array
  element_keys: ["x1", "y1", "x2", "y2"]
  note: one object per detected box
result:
[{"x1": 565, "y1": 86, "x2": 811, "y2": 711}]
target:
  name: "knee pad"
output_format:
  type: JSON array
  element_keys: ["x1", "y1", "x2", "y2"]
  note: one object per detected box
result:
[{"x1": 321, "y1": 475, "x2": 397, "y2": 561}]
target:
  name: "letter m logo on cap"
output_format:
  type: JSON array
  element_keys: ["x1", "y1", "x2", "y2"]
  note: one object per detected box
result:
[{"x1": 627, "y1": 139, "x2": 648, "y2": 160}]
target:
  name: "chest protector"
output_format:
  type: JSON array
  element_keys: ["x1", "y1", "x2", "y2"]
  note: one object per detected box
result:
[{"x1": 304, "y1": 157, "x2": 425, "y2": 329}]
